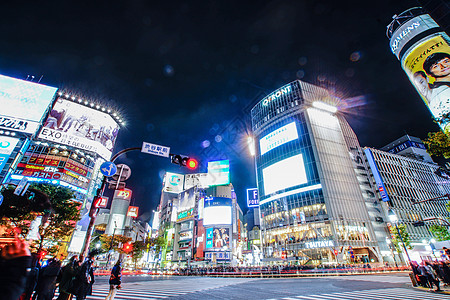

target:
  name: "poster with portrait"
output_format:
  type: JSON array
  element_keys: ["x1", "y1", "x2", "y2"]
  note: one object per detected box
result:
[
  {"x1": 38, "y1": 98, "x2": 119, "y2": 160},
  {"x1": 402, "y1": 34, "x2": 450, "y2": 134},
  {"x1": 213, "y1": 227, "x2": 230, "y2": 248}
]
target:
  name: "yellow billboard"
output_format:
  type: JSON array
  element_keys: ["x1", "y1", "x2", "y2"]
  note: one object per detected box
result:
[{"x1": 402, "y1": 34, "x2": 450, "y2": 133}]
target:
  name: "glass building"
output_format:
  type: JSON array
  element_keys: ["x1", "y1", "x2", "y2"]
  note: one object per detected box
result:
[{"x1": 251, "y1": 80, "x2": 385, "y2": 265}]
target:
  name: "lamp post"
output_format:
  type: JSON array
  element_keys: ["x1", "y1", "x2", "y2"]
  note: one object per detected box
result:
[{"x1": 388, "y1": 209, "x2": 411, "y2": 264}]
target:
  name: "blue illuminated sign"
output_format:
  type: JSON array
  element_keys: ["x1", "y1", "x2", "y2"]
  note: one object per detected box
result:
[
  {"x1": 364, "y1": 149, "x2": 390, "y2": 202},
  {"x1": 387, "y1": 140, "x2": 426, "y2": 155},
  {"x1": 204, "y1": 197, "x2": 232, "y2": 207},
  {"x1": 247, "y1": 188, "x2": 259, "y2": 208},
  {"x1": 206, "y1": 228, "x2": 214, "y2": 249}
]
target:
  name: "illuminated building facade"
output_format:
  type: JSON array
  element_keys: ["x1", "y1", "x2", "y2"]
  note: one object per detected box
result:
[{"x1": 251, "y1": 80, "x2": 386, "y2": 265}]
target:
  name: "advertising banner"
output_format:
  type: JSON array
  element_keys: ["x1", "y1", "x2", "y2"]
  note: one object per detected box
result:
[
  {"x1": 213, "y1": 227, "x2": 230, "y2": 248},
  {"x1": 259, "y1": 122, "x2": 298, "y2": 155},
  {"x1": 114, "y1": 188, "x2": 132, "y2": 200},
  {"x1": 163, "y1": 172, "x2": 184, "y2": 193},
  {"x1": 402, "y1": 34, "x2": 450, "y2": 134},
  {"x1": 184, "y1": 173, "x2": 209, "y2": 189},
  {"x1": 38, "y1": 98, "x2": 119, "y2": 160},
  {"x1": 206, "y1": 228, "x2": 213, "y2": 249},
  {"x1": 246, "y1": 188, "x2": 259, "y2": 208},
  {"x1": 0, "y1": 75, "x2": 57, "y2": 134},
  {"x1": 0, "y1": 136, "x2": 19, "y2": 172},
  {"x1": 364, "y1": 149, "x2": 390, "y2": 202}
]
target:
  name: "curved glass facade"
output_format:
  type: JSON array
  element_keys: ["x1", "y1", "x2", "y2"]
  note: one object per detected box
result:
[{"x1": 251, "y1": 80, "x2": 380, "y2": 265}]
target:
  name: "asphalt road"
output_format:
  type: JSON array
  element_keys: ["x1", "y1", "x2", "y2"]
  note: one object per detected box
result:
[{"x1": 87, "y1": 272, "x2": 448, "y2": 300}]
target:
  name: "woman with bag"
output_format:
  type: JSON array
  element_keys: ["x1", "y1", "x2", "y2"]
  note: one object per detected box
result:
[{"x1": 105, "y1": 260, "x2": 122, "y2": 300}]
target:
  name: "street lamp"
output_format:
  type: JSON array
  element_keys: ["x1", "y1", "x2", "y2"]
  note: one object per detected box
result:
[{"x1": 388, "y1": 209, "x2": 411, "y2": 264}]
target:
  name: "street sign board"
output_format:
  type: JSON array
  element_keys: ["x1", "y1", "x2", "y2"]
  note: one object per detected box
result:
[
  {"x1": 100, "y1": 161, "x2": 117, "y2": 177},
  {"x1": 141, "y1": 142, "x2": 170, "y2": 158},
  {"x1": 14, "y1": 177, "x2": 29, "y2": 196}
]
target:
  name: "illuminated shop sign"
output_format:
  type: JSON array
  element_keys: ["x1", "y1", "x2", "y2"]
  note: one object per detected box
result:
[
  {"x1": 0, "y1": 74, "x2": 57, "y2": 134},
  {"x1": 177, "y1": 208, "x2": 194, "y2": 221},
  {"x1": 387, "y1": 140, "x2": 426, "y2": 154},
  {"x1": 115, "y1": 188, "x2": 132, "y2": 200},
  {"x1": 205, "y1": 251, "x2": 231, "y2": 261},
  {"x1": 246, "y1": 188, "x2": 259, "y2": 208},
  {"x1": 206, "y1": 228, "x2": 214, "y2": 249},
  {"x1": 163, "y1": 172, "x2": 184, "y2": 193},
  {"x1": 127, "y1": 206, "x2": 139, "y2": 218},
  {"x1": 259, "y1": 122, "x2": 298, "y2": 155},
  {"x1": 261, "y1": 84, "x2": 292, "y2": 106},
  {"x1": 304, "y1": 240, "x2": 334, "y2": 249}
]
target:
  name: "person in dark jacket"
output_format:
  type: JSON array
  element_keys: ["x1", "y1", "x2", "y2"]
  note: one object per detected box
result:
[
  {"x1": 57, "y1": 256, "x2": 79, "y2": 300},
  {"x1": 69, "y1": 253, "x2": 95, "y2": 300},
  {"x1": 105, "y1": 260, "x2": 122, "y2": 300},
  {"x1": 20, "y1": 252, "x2": 41, "y2": 300},
  {"x1": 34, "y1": 257, "x2": 62, "y2": 300},
  {"x1": 0, "y1": 238, "x2": 31, "y2": 300}
]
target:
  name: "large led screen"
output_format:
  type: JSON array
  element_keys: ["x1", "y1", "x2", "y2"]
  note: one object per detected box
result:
[
  {"x1": 38, "y1": 98, "x2": 119, "y2": 160},
  {"x1": 203, "y1": 197, "x2": 232, "y2": 226},
  {"x1": 213, "y1": 227, "x2": 230, "y2": 248},
  {"x1": 259, "y1": 122, "x2": 298, "y2": 155},
  {"x1": 0, "y1": 75, "x2": 57, "y2": 134},
  {"x1": 262, "y1": 154, "x2": 307, "y2": 195},
  {"x1": 207, "y1": 160, "x2": 230, "y2": 186}
]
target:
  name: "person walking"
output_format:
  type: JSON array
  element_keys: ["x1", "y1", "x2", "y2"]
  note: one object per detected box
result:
[
  {"x1": 419, "y1": 261, "x2": 441, "y2": 292},
  {"x1": 105, "y1": 260, "x2": 122, "y2": 300},
  {"x1": 69, "y1": 252, "x2": 96, "y2": 300},
  {"x1": 57, "y1": 256, "x2": 79, "y2": 300},
  {"x1": 34, "y1": 257, "x2": 62, "y2": 300}
]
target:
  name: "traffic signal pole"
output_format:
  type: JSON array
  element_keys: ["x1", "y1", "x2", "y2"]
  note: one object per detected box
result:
[{"x1": 80, "y1": 147, "x2": 141, "y2": 260}]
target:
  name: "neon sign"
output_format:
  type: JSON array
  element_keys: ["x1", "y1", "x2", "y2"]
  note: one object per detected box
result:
[{"x1": 262, "y1": 85, "x2": 291, "y2": 106}]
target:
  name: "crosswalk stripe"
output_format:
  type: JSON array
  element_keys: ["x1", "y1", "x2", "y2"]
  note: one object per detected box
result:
[{"x1": 284, "y1": 288, "x2": 447, "y2": 300}]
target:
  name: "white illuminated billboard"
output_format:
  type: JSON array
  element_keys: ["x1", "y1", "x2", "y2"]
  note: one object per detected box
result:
[
  {"x1": 0, "y1": 74, "x2": 57, "y2": 134},
  {"x1": 38, "y1": 98, "x2": 119, "y2": 160},
  {"x1": 259, "y1": 122, "x2": 298, "y2": 155},
  {"x1": 207, "y1": 160, "x2": 230, "y2": 186},
  {"x1": 184, "y1": 173, "x2": 209, "y2": 189},
  {"x1": 204, "y1": 206, "x2": 232, "y2": 226},
  {"x1": 163, "y1": 172, "x2": 184, "y2": 194},
  {"x1": 203, "y1": 197, "x2": 232, "y2": 226},
  {"x1": 262, "y1": 154, "x2": 307, "y2": 195}
]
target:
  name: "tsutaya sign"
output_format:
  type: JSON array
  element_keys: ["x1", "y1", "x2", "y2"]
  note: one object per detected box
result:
[
  {"x1": 262, "y1": 85, "x2": 292, "y2": 106},
  {"x1": 305, "y1": 240, "x2": 334, "y2": 249}
]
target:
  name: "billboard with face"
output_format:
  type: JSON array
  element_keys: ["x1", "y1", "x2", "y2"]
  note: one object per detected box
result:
[
  {"x1": 0, "y1": 75, "x2": 57, "y2": 134},
  {"x1": 402, "y1": 34, "x2": 450, "y2": 133},
  {"x1": 38, "y1": 98, "x2": 119, "y2": 160},
  {"x1": 213, "y1": 227, "x2": 230, "y2": 248}
]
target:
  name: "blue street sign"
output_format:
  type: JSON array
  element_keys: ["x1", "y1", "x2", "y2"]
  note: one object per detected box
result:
[{"x1": 100, "y1": 161, "x2": 117, "y2": 177}]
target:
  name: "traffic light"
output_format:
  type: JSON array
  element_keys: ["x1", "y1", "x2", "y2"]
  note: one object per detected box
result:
[
  {"x1": 334, "y1": 249, "x2": 338, "y2": 256},
  {"x1": 170, "y1": 154, "x2": 198, "y2": 170},
  {"x1": 123, "y1": 242, "x2": 133, "y2": 253},
  {"x1": 413, "y1": 221, "x2": 425, "y2": 227}
]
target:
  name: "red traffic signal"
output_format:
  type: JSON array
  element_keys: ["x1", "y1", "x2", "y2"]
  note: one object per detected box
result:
[
  {"x1": 123, "y1": 242, "x2": 133, "y2": 253},
  {"x1": 186, "y1": 158, "x2": 198, "y2": 170}
]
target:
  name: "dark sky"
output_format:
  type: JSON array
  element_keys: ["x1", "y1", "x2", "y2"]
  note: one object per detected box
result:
[{"x1": 0, "y1": 1, "x2": 440, "y2": 220}]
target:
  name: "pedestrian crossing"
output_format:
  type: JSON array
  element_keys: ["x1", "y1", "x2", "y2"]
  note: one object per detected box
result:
[
  {"x1": 56, "y1": 277, "x2": 257, "y2": 299},
  {"x1": 279, "y1": 287, "x2": 448, "y2": 300},
  {"x1": 331, "y1": 275, "x2": 411, "y2": 284}
]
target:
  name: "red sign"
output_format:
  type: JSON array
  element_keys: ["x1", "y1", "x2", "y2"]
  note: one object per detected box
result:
[
  {"x1": 127, "y1": 206, "x2": 139, "y2": 218},
  {"x1": 94, "y1": 196, "x2": 108, "y2": 208},
  {"x1": 65, "y1": 160, "x2": 88, "y2": 176},
  {"x1": 116, "y1": 189, "x2": 132, "y2": 200}
]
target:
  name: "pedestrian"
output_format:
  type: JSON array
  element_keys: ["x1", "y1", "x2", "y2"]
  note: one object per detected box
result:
[
  {"x1": 419, "y1": 261, "x2": 441, "y2": 292},
  {"x1": 57, "y1": 255, "x2": 79, "y2": 300},
  {"x1": 0, "y1": 237, "x2": 32, "y2": 300},
  {"x1": 20, "y1": 252, "x2": 41, "y2": 300},
  {"x1": 69, "y1": 252, "x2": 96, "y2": 300},
  {"x1": 34, "y1": 256, "x2": 62, "y2": 300},
  {"x1": 105, "y1": 260, "x2": 122, "y2": 300}
]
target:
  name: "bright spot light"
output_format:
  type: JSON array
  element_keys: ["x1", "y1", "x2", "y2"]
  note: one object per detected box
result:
[
  {"x1": 312, "y1": 101, "x2": 337, "y2": 113},
  {"x1": 247, "y1": 136, "x2": 255, "y2": 156},
  {"x1": 430, "y1": 238, "x2": 436, "y2": 243}
]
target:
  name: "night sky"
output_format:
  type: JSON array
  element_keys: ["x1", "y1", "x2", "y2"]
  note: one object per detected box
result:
[{"x1": 0, "y1": 1, "x2": 440, "y2": 220}]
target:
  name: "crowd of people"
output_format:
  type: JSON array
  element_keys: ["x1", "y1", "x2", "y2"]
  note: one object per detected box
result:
[
  {"x1": 410, "y1": 260, "x2": 450, "y2": 292},
  {"x1": 0, "y1": 237, "x2": 123, "y2": 300}
]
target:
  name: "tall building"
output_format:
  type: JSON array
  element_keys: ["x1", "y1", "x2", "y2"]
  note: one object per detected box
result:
[
  {"x1": 364, "y1": 136, "x2": 450, "y2": 262},
  {"x1": 251, "y1": 80, "x2": 385, "y2": 265}
]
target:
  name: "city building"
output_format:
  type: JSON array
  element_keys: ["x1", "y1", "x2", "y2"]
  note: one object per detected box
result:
[
  {"x1": 364, "y1": 136, "x2": 450, "y2": 262},
  {"x1": 250, "y1": 80, "x2": 388, "y2": 265}
]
